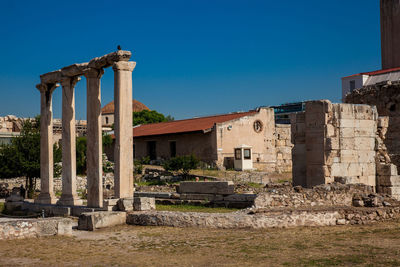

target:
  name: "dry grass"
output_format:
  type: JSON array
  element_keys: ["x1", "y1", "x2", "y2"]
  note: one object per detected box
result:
[{"x1": 1, "y1": 219, "x2": 400, "y2": 266}]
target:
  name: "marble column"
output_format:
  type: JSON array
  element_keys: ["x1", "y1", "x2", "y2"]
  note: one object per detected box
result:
[
  {"x1": 113, "y1": 61, "x2": 136, "y2": 199},
  {"x1": 35, "y1": 83, "x2": 58, "y2": 204},
  {"x1": 58, "y1": 76, "x2": 83, "y2": 206},
  {"x1": 85, "y1": 68, "x2": 104, "y2": 208}
]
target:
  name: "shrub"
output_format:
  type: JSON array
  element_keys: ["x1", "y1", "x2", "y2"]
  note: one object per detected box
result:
[{"x1": 163, "y1": 155, "x2": 199, "y2": 178}]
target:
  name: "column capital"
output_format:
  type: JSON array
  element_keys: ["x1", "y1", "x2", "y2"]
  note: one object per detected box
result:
[
  {"x1": 112, "y1": 61, "x2": 136, "y2": 72},
  {"x1": 36, "y1": 83, "x2": 59, "y2": 94},
  {"x1": 84, "y1": 68, "x2": 104, "y2": 79},
  {"x1": 60, "y1": 76, "x2": 81, "y2": 88}
]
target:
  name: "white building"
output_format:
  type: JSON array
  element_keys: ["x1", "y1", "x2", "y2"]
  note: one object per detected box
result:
[{"x1": 341, "y1": 67, "x2": 400, "y2": 101}]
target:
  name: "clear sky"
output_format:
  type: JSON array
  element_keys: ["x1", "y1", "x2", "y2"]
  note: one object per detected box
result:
[{"x1": 0, "y1": 0, "x2": 381, "y2": 120}]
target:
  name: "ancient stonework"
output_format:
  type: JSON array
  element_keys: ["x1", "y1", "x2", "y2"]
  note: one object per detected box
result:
[
  {"x1": 291, "y1": 100, "x2": 378, "y2": 188},
  {"x1": 275, "y1": 124, "x2": 293, "y2": 173}
]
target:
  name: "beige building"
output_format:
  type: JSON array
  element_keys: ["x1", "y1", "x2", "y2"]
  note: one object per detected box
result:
[
  {"x1": 101, "y1": 99, "x2": 150, "y2": 127},
  {"x1": 114, "y1": 107, "x2": 287, "y2": 172}
]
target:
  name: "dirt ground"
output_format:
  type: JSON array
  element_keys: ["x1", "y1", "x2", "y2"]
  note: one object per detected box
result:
[{"x1": 1, "y1": 219, "x2": 400, "y2": 266}]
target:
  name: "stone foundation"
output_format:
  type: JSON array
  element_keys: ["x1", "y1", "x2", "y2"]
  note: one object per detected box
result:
[{"x1": 0, "y1": 217, "x2": 73, "y2": 240}]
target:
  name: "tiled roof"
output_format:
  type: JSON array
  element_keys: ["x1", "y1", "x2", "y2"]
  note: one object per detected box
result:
[
  {"x1": 342, "y1": 67, "x2": 400, "y2": 79},
  {"x1": 101, "y1": 100, "x2": 150, "y2": 114},
  {"x1": 131, "y1": 111, "x2": 258, "y2": 137}
]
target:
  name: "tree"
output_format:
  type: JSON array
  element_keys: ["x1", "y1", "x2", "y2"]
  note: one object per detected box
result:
[
  {"x1": 0, "y1": 116, "x2": 62, "y2": 197},
  {"x1": 132, "y1": 110, "x2": 174, "y2": 126}
]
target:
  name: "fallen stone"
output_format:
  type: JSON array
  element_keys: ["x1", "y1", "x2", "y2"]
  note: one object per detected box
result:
[
  {"x1": 178, "y1": 181, "x2": 234, "y2": 195},
  {"x1": 117, "y1": 198, "x2": 133, "y2": 211},
  {"x1": 78, "y1": 211, "x2": 127, "y2": 231},
  {"x1": 134, "y1": 197, "x2": 155, "y2": 211}
]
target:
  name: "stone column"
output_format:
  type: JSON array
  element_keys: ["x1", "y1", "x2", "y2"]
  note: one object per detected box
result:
[
  {"x1": 58, "y1": 76, "x2": 83, "y2": 206},
  {"x1": 113, "y1": 61, "x2": 136, "y2": 199},
  {"x1": 84, "y1": 68, "x2": 104, "y2": 208},
  {"x1": 35, "y1": 83, "x2": 58, "y2": 204}
]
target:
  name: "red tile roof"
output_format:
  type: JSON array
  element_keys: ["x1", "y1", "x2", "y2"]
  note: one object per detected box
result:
[
  {"x1": 130, "y1": 111, "x2": 258, "y2": 137},
  {"x1": 342, "y1": 67, "x2": 400, "y2": 79}
]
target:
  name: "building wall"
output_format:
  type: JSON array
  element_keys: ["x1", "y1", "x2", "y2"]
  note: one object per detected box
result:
[
  {"x1": 133, "y1": 131, "x2": 217, "y2": 165},
  {"x1": 341, "y1": 75, "x2": 368, "y2": 101},
  {"x1": 101, "y1": 114, "x2": 114, "y2": 127},
  {"x1": 292, "y1": 100, "x2": 378, "y2": 188},
  {"x1": 275, "y1": 124, "x2": 293, "y2": 173},
  {"x1": 215, "y1": 108, "x2": 276, "y2": 172},
  {"x1": 381, "y1": 0, "x2": 400, "y2": 69}
]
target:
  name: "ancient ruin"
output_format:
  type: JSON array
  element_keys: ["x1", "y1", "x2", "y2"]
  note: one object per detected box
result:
[{"x1": 35, "y1": 50, "x2": 135, "y2": 208}]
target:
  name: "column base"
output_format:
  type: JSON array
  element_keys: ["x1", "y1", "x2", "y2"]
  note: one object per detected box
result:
[
  {"x1": 57, "y1": 195, "x2": 83, "y2": 206},
  {"x1": 35, "y1": 193, "x2": 57, "y2": 204}
]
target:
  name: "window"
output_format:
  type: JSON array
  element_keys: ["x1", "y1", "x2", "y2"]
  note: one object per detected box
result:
[
  {"x1": 147, "y1": 141, "x2": 157, "y2": 160},
  {"x1": 170, "y1": 141, "x2": 176, "y2": 158},
  {"x1": 244, "y1": 149, "x2": 251, "y2": 160},
  {"x1": 106, "y1": 117, "x2": 109, "y2": 125},
  {"x1": 350, "y1": 80, "x2": 356, "y2": 91},
  {"x1": 235, "y1": 148, "x2": 241, "y2": 160},
  {"x1": 133, "y1": 144, "x2": 136, "y2": 159}
]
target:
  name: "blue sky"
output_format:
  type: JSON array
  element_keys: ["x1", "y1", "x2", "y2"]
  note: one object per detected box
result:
[{"x1": 0, "y1": 0, "x2": 381, "y2": 120}]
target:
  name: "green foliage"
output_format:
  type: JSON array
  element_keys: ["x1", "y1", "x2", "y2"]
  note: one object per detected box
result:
[
  {"x1": 0, "y1": 116, "x2": 61, "y2": 197},
  {"x1": 133, "y1": 110, "x2": 174, "y2": 126},
  {"x1": 163, "y1": 154, "x2": 199, "y2": 178},
  {"x1": 133, "y1": 156, "x2": 150, "y2": 174},
  {"x1": 76, "y1": 137, "x2": 87, "y2": 175},
  {"x1": 102, "y1": 134, "x2": 112, "y2": 147}
]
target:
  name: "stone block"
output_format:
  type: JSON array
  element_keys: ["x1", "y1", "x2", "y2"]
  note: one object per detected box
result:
[
  {"x1": 354, "y1": 137, "x2": 375, "y2": 151},
  {"x1": 377, "y1": 163, "x2": 398, "y2": 176},
  {"x1": 338, "y1": 119, "x2": 355, "y2": 128},
  {"x1": 179, "y1": 193, "x2": 223, "y2": 201},
  {"x1": 355, "y1": 120, "x2": 376, "y2": 129},
  {"x1": 134, "y1": 192, "x2": 172, "y2": 199},
  {"x1": 378, "y1": 116, "x2": 389, "y2": 128},
  {"x1": 78, "y1": 211, "x2": 127, "y2": 231},
  {"x1": 339, "y1": 150, "x2": 358, "y2": 163},
  {"x1": 178, "y1": 181, "x2": 234, "y2": 195},
  {"x1": 358, "y1": 151, "x2": 376, "y2": 163},
  {"x1": 355, "y1": 127, "x2": 375, "y2": 137},
  {"x1": 377, "y1": 175, "x2": 400, "y2": 186},
  {"x1": 134, "y1": 197, "x2": 155, "y2": 211},
  {"x1": 340, "y1": 137, "x2": 355, "y2": 150},
  {"x1": 117, "y1": 198, "x2": 134, "y2": 211},
  {"x1": 71, "y1": 206, "x2": 95, "y2": 217},
  {"x1": 339, "y1": 127, "x2": 355, "y2": 138},
  {"x1": 223, "y1": 194, "x2": 257, "y2": 202}
]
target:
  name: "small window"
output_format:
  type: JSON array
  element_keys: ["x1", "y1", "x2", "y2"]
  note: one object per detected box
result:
[
  {"x1": 235, "y1": 148, "x2": 241, "y2": 160},
  {"x1": 350, "y1": 80, "x2": 356, "y2": 91},
  {"x1": 106, "y1": 117, "x2": 109, "y2": 124},
  {"x1": 244, "y1": 149, "x2": 251, "y2": 160}
]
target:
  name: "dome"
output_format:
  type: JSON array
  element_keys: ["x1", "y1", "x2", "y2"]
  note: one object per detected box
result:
[{"x1": 101, "y1": 100, "x2": 150, "y2": 114}]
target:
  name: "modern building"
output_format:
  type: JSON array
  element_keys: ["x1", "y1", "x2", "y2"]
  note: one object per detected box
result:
[{"x1": 342, "y1": 67, "x2": 400, "y2": 101}]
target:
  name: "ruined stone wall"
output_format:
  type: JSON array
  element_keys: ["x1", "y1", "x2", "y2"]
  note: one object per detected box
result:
[
  {"x1": 254, "y1": 183, "x2": 373, "y2": 209},
  {"x1": 0, "y1": 218, "x2": 72, "y2": 240},
  {"x1": 275, "y1": 124, "x2": 293, "y2": 173},
  {"x1": 291, "y1": 100, "x2": 378, "y2": 188},
  {"x1": 0, "y1": 173, "x2": 114, "y2": 194},
  {"x1": 345, "y1": 84, "x2": 400, "y2": 170}
]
